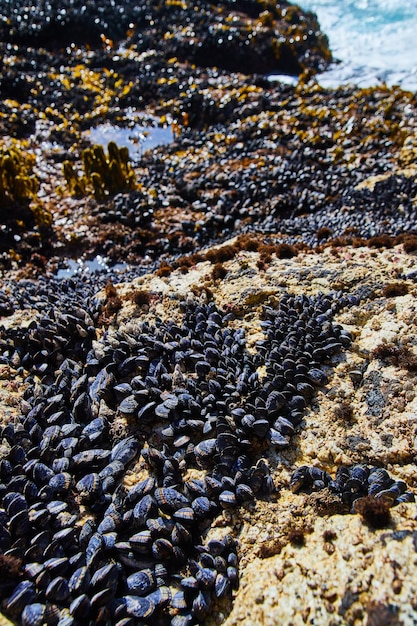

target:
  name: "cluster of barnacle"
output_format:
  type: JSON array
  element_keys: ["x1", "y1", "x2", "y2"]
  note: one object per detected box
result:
[
  {"x1": 0, "y1": 144, "x2": 39, "y2": 207},
  {"x1": 63, "y1": 142, "x2": 136, "y2": 200},
  {"x1": 0, "y1": 280, "x2": 400, "y2": 625}
]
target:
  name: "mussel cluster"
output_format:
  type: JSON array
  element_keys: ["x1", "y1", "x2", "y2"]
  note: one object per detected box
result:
[
  {"x1": 0, "y1": 277, "x2": 392, "y2": 625},
  {"x1": 290, "y1": 464, "x2": 415, "y2": 508}
]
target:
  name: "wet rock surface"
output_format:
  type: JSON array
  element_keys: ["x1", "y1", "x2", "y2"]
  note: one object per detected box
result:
[
  {"x1": 0, "y1": 2, "x2": 415, "y2": 273},
  {"x1": 0, "y1": 1, "x2": 417, "y2": 625},
  {"x1": 0, "y1": 0, "x2": 330, "y2": 75}
]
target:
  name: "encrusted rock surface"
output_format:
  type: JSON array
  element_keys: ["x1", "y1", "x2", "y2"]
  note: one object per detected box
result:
[
  {"x1": 95, "y1": 241, "x2": 417, "y2": 626},
  {"x1": 1, "y1": 238, "x2": 417, "y2": 624},
  {"x1": 0, "y1": 0, "x2": 330, "y2": 75},
  {"x1": 222, "y1": 505, "x2": 417, "y2": 626},
  {"x1": 0, "y1": 2, "x2": 416, "y2": 625}
]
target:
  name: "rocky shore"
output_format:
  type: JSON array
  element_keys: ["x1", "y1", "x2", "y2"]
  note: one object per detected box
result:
[
  {"x1": 0, "y1": 0, "x2": 416, "y2": 274},
  {"x1": 109, "y1": 243, "x2": 417, "y2": 626},
  {"x1": 0, "y1": 1, "x2": 417, "y2": 625}
]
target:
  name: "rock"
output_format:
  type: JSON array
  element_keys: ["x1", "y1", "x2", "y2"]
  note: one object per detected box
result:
[
  {"x1": 0, "y1": 1, "x2": 331, "y2": 75},
  {"x1": 0, "y1": 3, "x2": 416, "y2": 624},
  {"x1": 108, "y1": 241, "x2": 417, "y2": 626},
  {"x1": 2, "y1": 240, "x2": 417, "y2": 625}
]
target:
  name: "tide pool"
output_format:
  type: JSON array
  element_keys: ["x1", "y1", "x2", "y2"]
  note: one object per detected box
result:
[{"x1": 86, "y1": 121, "x2": 174, "y2": 162}]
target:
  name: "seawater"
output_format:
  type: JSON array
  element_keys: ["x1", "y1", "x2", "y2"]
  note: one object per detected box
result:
[
  {"x1": 87, "y1": 122, "x2": 173, "y2": 163},
  {"x1": 298, "y1": 0, "x2": 417, "y2": 90},
  {"x1": 56, "y1": 256, "x2": 129, "y2": 279}
]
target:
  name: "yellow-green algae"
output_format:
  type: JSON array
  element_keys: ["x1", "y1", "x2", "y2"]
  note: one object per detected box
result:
[
  {"x1": 63, "y1": 141, "x2": 136, "y2": 199},
  {"x1": 0, "y1": 144, "x2": 38, "y2": 207}
]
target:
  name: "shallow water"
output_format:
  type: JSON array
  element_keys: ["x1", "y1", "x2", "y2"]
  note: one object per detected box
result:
[
  {"x1": 86, "y1": 122, "x2": 174, "y2": 162},
  {"x1": 56, "y1": 255, "x2": 129, "y2": 279},
  {"x1": 298, "y1": 0, "x2": 417, "y2": 89}
]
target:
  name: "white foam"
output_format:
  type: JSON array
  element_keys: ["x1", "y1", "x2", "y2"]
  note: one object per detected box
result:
[{"x1": 298, "y1": 0, "x2": 417, "y2": 89}]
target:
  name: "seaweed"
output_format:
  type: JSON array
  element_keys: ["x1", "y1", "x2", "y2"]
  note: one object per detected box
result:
[
  {"x1": 365, "y1": 601, "x2": 401, "y2": 626},
  {"x1": 371, "y1": 344, "x2": 417, "y2": 372},
  {"x1": 212, "y1": 263, "x2": 228, "y2": 280},
  {"x1": 205, "y1": 244, "x2": 237, "y2": 264},
  {"x1": 382, "y1": 282, "x2": 409, "y2": 298},
  {"x1": 101, "y1": 280, "x2": 123, "y2": 318},
  {"x1": 288, "y1": 527, "x2": 306, "y2": 546},
  {"x1": 0, "y1": 145, "x2": 39, "y2": 207},
  {"x1": 129, "y1": 289, "x2": 152, "y2": 306},
  {"x1": 0, "y1": 554, "x2": 23, "y2": 581},
  {"x1": 333, "y1": 402, "x2": 354, "y2": 422},
  {"x1": 63, "y1": 141, "x2": 136, "y2": 199},
  {"x1": 354, "y1": 496, "x2": 392, "y2": 529}
]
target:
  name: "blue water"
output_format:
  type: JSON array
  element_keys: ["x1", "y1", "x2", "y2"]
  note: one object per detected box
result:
[
  {"x1": 87, "y1": 121, "x2": 173, "y2": 162},
  {"x1": 298, "y1": 0, "x2": 417, "y2": 90},
  {"x1": 56, "y1": 256, "x2": 129, "y2": 279}
]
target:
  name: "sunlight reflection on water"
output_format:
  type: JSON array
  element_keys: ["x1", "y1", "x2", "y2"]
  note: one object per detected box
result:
[
  {"x1": 86, "y1": 121, "x2": 174, "y2": 162},
  {"x1": 56, "y1": 256, "x2": 129, "y2": 279}
]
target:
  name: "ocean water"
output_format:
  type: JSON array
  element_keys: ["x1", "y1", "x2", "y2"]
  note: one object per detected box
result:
[{"x1": 298, "y1": 0, "x2": 417, "y2": 90}]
